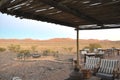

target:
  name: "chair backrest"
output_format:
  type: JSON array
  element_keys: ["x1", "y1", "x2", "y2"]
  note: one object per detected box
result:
[
  {"x1": 98, "y1": 59, "x2": 118, "y2": 74},
  {"x1": 81, "y1": 50, "x2": 87, "y2": 55},
  {"x1": 84, "y1": 57, "x2": 100, "y2": 70}
]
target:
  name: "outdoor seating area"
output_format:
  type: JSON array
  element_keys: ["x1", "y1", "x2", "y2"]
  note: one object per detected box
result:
[
  {"x1": 96, "y1": 59, "x2": 119, "y2": 80},
  {"x1": 81, "y1": 56, "x2": 100, "y2": 73},
  {"x1": 67, "y1": 56, "x2": 120, "y2": 80},
  {"x1": 0, "y1": 0, "x2": 120, "y2": 80}
]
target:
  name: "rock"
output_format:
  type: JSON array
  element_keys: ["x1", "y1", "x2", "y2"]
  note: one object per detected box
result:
[{"x1": 12, "y1": 77, "x2": 22, "y2": 80}]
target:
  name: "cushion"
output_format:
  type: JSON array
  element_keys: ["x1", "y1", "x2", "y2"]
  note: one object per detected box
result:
[{"x1": 96, "y1": 73, "x2": 113, "y2": 80}]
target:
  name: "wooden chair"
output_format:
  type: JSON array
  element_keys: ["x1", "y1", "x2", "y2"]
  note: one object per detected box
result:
[
  {"x1": 96, "y1": 59, "x2": 119, "y2": 80},
  {"x1": 81, "y1": 56, "x2": 100, "y2": 73}
]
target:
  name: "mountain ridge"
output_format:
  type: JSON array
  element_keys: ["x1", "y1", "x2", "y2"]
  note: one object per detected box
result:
[
  {"x1": 0, "y1": 38, "x2": 113, "y2": 42},
  {"x1": 0, "y1": 38, "x2": 120, "y2": 50}
]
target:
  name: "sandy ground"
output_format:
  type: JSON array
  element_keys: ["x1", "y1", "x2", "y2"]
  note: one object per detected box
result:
[
  {"x1": 14, "y1": 56, "x2": 56, "y2": 61},
  {"x1": 0, "y1": 51, "x2": 73, "y2": 80},
  {"x1": 0, "y1": 51, "x2": 120, "y2": 80}
]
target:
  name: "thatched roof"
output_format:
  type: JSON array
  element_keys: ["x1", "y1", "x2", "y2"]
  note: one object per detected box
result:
[{"x1": 0, "y1": 0, "x2": 120, "y2": 30}]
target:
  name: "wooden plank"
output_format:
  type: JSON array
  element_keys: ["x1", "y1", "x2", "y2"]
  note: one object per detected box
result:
[
  {"x1": 0, "y1": 0, "x2": 10, "y2": 9},
  {"x1": 19, "y1": 3, "x2": 45, "y2": 12},
  {"x1": 39, "y1": 0, "x2": 103, "y2": 25},
  {"x1": 81, "y1": 1, "x2": 120, "y2": 12},
  {"x1": 48, "y1": 12, "x2": 90, "y2": 25},
  {"x1": 1, "y1": 9, "x2": 77, "y2": 27},
  {"x1": 78, "y1": 25, "x2": 120, "y2": 30},
  {"x1": 8, "y1": 0, "x2": 28, "y2": 8},
  {"x1": 18, "y1": 4, "x2": 48, "y2": 13}
]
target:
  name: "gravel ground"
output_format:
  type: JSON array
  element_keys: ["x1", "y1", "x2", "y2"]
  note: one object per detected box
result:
[
  {"x1": 0, "y1": 51, "x2": 120, "y2": 80},
  {"x1": 0, "y1": 52, "x2": 73, "y2": 80}
]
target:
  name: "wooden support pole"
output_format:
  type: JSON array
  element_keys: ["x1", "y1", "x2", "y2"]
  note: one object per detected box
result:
[{"x1": 76, "y1": 28, "x2": 80, "y2": 69}]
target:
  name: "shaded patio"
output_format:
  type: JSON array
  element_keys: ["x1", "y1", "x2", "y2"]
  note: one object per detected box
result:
[
  {"x1": 0, "y1": 0, "x2": 120, "y2": 29},
  {"x1": 0, "y1": 0, "x2": 120, "y2": 80}
]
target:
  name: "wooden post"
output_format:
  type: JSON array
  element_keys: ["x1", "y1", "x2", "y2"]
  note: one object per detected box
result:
[{"x1": 76, "y1": 28, "x2": 80, "y2": 69}]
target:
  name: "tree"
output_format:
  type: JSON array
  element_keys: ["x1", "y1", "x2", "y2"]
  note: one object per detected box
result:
[
  {"x1": 89, "y1": 43, "x2": 102, "y2": 52},
  {"x1": 83, "y1": 43, "x2": 102, "y2": 52}
]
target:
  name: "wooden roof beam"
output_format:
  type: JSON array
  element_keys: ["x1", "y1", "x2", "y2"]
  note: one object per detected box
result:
[
  {"x1": 1, "y1": 8, "x2": 76, "y2": 27},
  {"x1": 77, "y1": 26, "x2": 120, "y2": 30},
  {"x1": 7, "y1": 0, "x2": 28, "y2": 8},
  {"x1": 0, "y1": 0, "x2": 10, "y2": 9},
  {"x1": 40, "y1": 0, "x2": 103, "y2": 26}
]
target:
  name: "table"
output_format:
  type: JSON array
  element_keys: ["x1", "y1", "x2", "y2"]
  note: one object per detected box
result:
[
  {"x1": 66, "y1": 71, "x2": 101, "y2": 80},
  {"x1": 84, "y1": 76, "x2": 101, "y2": 80},
  {"x1": 81, "y1": 69, "x2": 92, "y2": 79},
  {"x1": 81, "y1": 69, "x2": 101, "y2": 80},
  {"x1": 69, "y1": 71, "x2": 83, "y2": 80}
]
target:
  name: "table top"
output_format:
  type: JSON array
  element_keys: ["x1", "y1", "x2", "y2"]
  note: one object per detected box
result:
[
  {"x1": 67, "y1": 71, "x2": 101, "y2": 80},
  {"x1": 83, "y1": 76, "x2": 101, "y2": 80}
]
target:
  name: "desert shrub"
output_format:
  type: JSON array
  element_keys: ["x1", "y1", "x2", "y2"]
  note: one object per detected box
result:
[
  {"x1": 62, "y1": 47, "x2": 73, "y2": 53},
  {"x1": 17, "y1": 50, "x2": 31, "y2": 59},
  {"x1": 83, "y1": 43, "x2": 102, "y2": 52},
  {"x1": 83, "y1": 46, "x2": 89, "y2": 50},
  {"x1": 68, "y1": 47, "x2": 73, "y2": 53},
  {"x1": 89, "y1": 43, "x2": 102, "y2": 52},
  {"x1": 63, "y1": 47, "x2": 68, "y2": 53},
  {"x1": 42, "y1": 52, "x2": 49, "y2": 56},
  {"x1": 20, "y1": 50, "x2": 31, "y2": 57},
  {"x1": 51, "y1": 51, "x2": 59, "y2": 57},
  {"x1": 42, "y1": 49, "x2": 60, "y2": 57},
  {"x1": 53, "y1": 53, "x2": 59, "y2": 58},
  {"x1": 8, "y1": 44, "x2": 21, "y2": 53},
  {"x1": 0, "y1": 47, "x2": 6, "y2": 52},
  {"x1": 42, "y1": 49, "x2": 51, "y2": 56},
  {"x1": 31, "y1": 45, "x2": 38, "y2": 52},
  {"x1": 42, "y1": 51, "x2": 49, "y2": 56},
  {"x1": 17, "y1": 53, "x2": 23, "y2": 59}
]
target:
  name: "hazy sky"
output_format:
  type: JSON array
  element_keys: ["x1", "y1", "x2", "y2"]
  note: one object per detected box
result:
[{"x1": 0, "y1": 13, "x2": 120, "y2": 41}]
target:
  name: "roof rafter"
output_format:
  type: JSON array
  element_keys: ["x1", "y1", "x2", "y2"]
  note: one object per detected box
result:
[
  {"x1": 77, "y1": 25, "x2": 120, "y2": 30},
  {"x1": 0, "y1": 0, "x2": 10, "y2": 9},
  {"x1": 1, "y1": 8, "x2": 76, "y2": 27},
  {"x1": 7, "y1": 0, "x2": 28, "y2": 8},
  {"x1": 40, "y1": 0, "x2": 103, "y2": 26}
]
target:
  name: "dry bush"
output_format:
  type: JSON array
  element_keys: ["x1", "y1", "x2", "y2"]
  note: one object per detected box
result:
[
  {"x1": 0, "y1": 47, "x2": 6, "y2": 52},
  {"x1": 17, "y1": 50, "x2": 31, "y2": 59},
  {"x1": 8, "y1": 44, "x2": 21, "y2": 53}
]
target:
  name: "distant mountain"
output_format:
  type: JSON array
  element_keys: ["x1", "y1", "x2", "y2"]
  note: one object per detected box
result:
[
  {"x1": 0, "y1": 38, "x2": 119, "y2": 49},
  {"x1": 0, "y1": 38, "x2": 113, "y2": 42},
  {"x1": 48, "y1": 38, "x2": 74, "y2": 42},
  {"x1": 0, "y1": 38, "x2": 41, "y2": 42}
]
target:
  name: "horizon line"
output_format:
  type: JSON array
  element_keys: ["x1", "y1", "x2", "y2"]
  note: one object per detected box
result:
[{"x1": 0, "y1": 37, "x2": 116, "y2": 41}]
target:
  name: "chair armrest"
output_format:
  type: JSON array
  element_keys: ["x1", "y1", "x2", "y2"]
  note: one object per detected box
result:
[
  {"x1": 114, "y1": 68, "x2": 120, "y2": 79},
  {"x1": 79, "y1": 63, "x2": 86, "y2": 69},
  {"x1": 113, "y1": 68, "x2": 119, "y2": 78},
  {"x1": 93, "y1": 68, "x2": 98, "y2": 73},
  {"x1": 93, "y1": 67, "x2": 99, "y2": 74},
  {"x1": 93, "y1": 64, "x2": 100, "y2": 75},
  {"x1": 94, "y1": 63, "x2": 100, "y2": 70}
]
